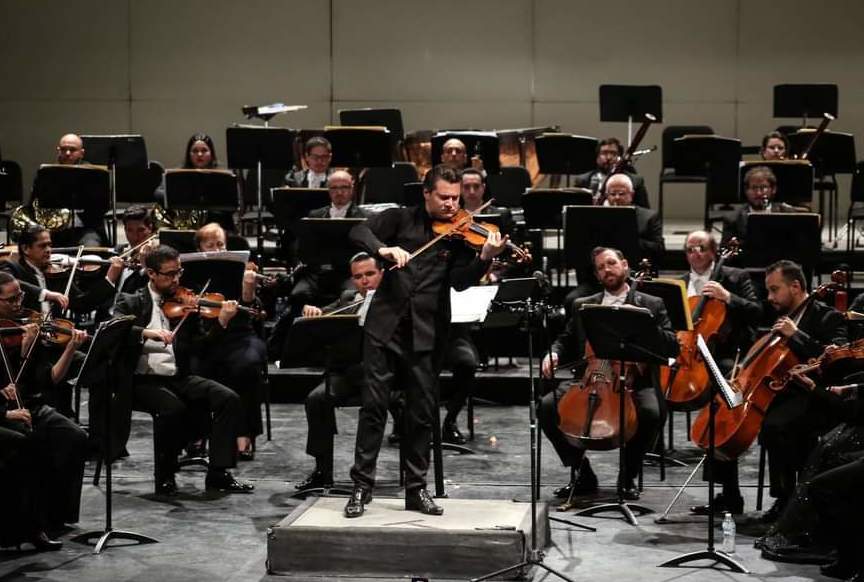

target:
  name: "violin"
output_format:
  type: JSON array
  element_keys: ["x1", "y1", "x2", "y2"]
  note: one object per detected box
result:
[
  {"x1": 0, "y1": 312, "x2": 84, "y2": 348},
  {"x1": 161, "y1": 286, "x2": 264, "y2": 321},
  {"x1": 660, "y1": 239, "x2": 741, "y2": 410},
  {"x1": 690, "y1": 274, "x2": 843, "y2": 460},
  {"x1": 771, "y1": 338, "x2": 864, "y2": 392},
  {"x1": 432, "y1": 207, "x2": 531, "y2": 262}
]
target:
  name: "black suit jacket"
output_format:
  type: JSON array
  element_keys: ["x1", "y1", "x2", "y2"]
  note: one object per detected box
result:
[
  {"x1": 721, "y1": 203, "x2": 805, "y2": 245},
  {"x1": 286, "y1": 168, "x2": 334, "y2": 189},
  {"x1": 573, "y1": 170, "x2": 650, "y2": 209},
  {"x1": 635, "y1": 206, "x2": 665, "y2": 264},
  {"x1": 0, "y1": 256, "x2": 115, "y2": 315},
  {"x1": 681, "y1": 265, "x2": 762, "y2": 359},
  {"x1": 550, "y1": 288, "x2": 679, "y2": 387},
  {"x1": 782, "y1": 300, "x2": 848, "y2": 361},
  {"x1": 349, "y1": 206, "x2": 491, "y2": 351}
]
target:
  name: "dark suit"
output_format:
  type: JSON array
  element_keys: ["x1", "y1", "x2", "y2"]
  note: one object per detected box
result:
[
  {"x1": 573, "y1": 170, "x2": 650, "y2": 209},
  {"x1": 286, "y1": 168, "x2": 334, "y2": 189},
  {"x1": 108, "y1": 288, "x2": 242, "y2": 478},
  {"x1": 538, "y1": 288, "x2": 679, "y2": 481},
  {"x1": 721, "y1": 203, "x2": 806, "y2": 246},
  {"x1": 348, "y1": 205, "x2": 491, "y2": 491}
]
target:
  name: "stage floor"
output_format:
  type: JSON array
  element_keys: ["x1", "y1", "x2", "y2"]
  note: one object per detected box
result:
[{"x1": 0, "y1": 400, "x2": 834, "y2": 582}]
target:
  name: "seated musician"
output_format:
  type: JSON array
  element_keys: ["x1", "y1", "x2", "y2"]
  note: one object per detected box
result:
[
  {"x1": 679, "y1": 230, "x2": 762, "y2": 516},
  {"x1": 116, "y1": 205, "x2": 157, "y2": 296},
  {"x1": 461, "y1": 168, "x2": 514, "y2": 234},
  {"x1": 181, "y1": 133, "x2": 236, "y2": 231},
  {"x1": 190, "y1": 223, "x2": 266, "y2": 460},
  {"x1": 50, "y1": 133, "x2": 107, "y2": 246},
  {"x1": 0, "y1": 272, "x2": 88, "y2": 551},
  {"x1": 761, "y1": 131, "x2": 789, "y2": 161},
  {"x1": 113, "y1": 245, "x2": 253, "y2": 495},
  {"x1": 721, "y1": 166, "x2": 807, "y2": 245},
  {"x1": 757, "y1": 259, "x2": 848, "y2": 521},
  {"x1": 539, "y1": 247, "x2": 679, "y2": 500},
  {"x1": 295, "y1": 252, "x2": 382, "y2": 492},
  {"x1": 573, "y1": 137, "x2": 650, "y2": 208},
  {"x1": 441, "y1": 138, "x2": 484, "y2": 173},
  {"x1": 286, "y1": 136, "x2": 334, "y2": 189},
  {"x1": 564, "y1": 173, "x2": 664, "y2": 304}
]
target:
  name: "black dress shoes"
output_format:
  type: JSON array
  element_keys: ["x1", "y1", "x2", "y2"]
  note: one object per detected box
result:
[
  {"x1": 344, "y1": 485, "x2": 372, "y2": 518},
  {"x1": 295, "y1": 468, "x2": 334, "y2": 492},
  {"x1": 155, "y1": 474, "x2": 178, "y2": 496},
  {"x1": 29, "y1": 531, "x2": 62, "y2": 552},
  {"x1": 759, "y1": 498, "x2": 786, "y2": 524},
  {"x1": 205, "y1": 470, "x2": 254, "y2": 493},
  {"x1": 405, "y1": 488, "x2": 444, "y2": 516},
  {"x1": 442, "y1": 421, "x2": 467, "y2": 445},
  {"x1": 621, "y1": 486, "x2": 640, "y2": 501},
  {"x1": 554, "y1": 465, "x2": 599, "y2": 499},
  {"x1": 690, "y1": 493, "x2": 745, "y2": 516}
]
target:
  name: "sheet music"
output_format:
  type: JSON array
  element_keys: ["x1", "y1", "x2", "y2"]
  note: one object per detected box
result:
[
  {"x1": 178, "y1": 250, "x2": 250, "y2": 264},
  {"x1": 697, "y1": 334, "x2": 743, "y2": 409},
  {"x1": 450, "y1": 286, "x2": 498, "y2": 323},
  {"x1": 358, "y1": 289, "x2": 375, "y2": 327}
]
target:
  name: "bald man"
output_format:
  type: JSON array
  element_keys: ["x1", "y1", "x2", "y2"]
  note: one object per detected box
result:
[
  {"x1": 49, "y1": 133, "x2": 106, "y2": 245},
  {"x1": 441, "y1": 138, "x2": 484, "y2": 172},
  {"x1": 56, "y1": 134, "x2": 85, "y2": 165},
  {"x1": 307, "y1": 171, "x2": 367, "y2": 219}
]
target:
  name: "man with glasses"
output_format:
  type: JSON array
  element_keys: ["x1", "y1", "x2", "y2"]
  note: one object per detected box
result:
[
  {"x1": 287, "y1": 136, "x2": 334, "y2": 189},
  {"x1": 722, "y1": 166, "x2": 807, "y2": 245},
  {"x1": 308, "y1": 171, "x2": 366, "y2": 220},
  {"x1": 113, "y1": 245, "x2": 253, "y2": 496},
  {"x1": 573, "y1": 138, "x2": 650, "y2": 208}
]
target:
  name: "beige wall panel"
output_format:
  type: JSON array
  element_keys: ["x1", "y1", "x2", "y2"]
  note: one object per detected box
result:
[
  {"x1": 0, "y1": 100, "x2": 130, "y2": 194},
  {"x1": 737, "y1": 0, "x2": 864, "y2": 104},
  {"x1": 333, "y1": 101, "x2": 533, "y2": 134},
  {"x1": 0, "y1": 0, "x2": 129, "y2": 100},
  {"x1": 332, "y1": 0, "x2": 533, "y2": 102},
  {"x1": 533, "y1": 0, "x2": 739, "y2": 103},
  {"x1": 129, "y1": 0, "x2": 330, "y2": 102}
]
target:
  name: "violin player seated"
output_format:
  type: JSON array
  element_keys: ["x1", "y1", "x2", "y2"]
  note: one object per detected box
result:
[
  {"x1": 295, "y1": 252, "x2": 383, "y2": 493},
  {"x1": 539, "y1": 247, "x2": 679, "y2": 501},
  {"x1": 112, "y1": 245, "x2": 253, "y2": 495}
]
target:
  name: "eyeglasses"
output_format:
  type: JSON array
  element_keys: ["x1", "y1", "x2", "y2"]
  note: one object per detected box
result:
[
  {"x1": 747, "y1": 184, "x2": 774, "y2": 192},
  {"x1": 685, "y1": 245, "x2": 707, "y2": 254},
  {"x1": 329, "y1": 185, "x2": 353, "y2": 191},
  {"x1": 57, "y1": 146, "x2": 80, "y2": 154},
  {"x1": 0, "y1": 292, "x2": 25, "y2": 303},
  {"x1": 606, "y1": 190, "x2": 631, "y2": 197},
  {"x1": 156, "y1": 268, "x2": 184, "y2": 279},
  {"x1": 307, "y1": 153, "x2": 332, "y2": 161}
]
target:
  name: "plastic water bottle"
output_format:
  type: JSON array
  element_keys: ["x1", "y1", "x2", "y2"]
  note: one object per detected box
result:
[{"x1": 721, "y1": 512, "x2": 736, "y2": 554}]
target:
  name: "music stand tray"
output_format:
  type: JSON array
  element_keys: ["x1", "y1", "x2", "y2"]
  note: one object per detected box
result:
[
  {"x1": 673, "y1": 135, "x2": 742, "y2": 207},
  {"x1": 33, "y1": 164, "x2": 110, "y2": 213},
  {"x1": 179, "y1": 250, "x2": 249, "y2": 299},
  {"x1": 743, "y1": 213, "x2": 821, "y2": 269},
  {"x1": 535, "y1": 133, "x2": 598, "y2": 176},
  {"x1": 226, "y1": 125, "x2": 296, "y2": 170},
  {"x1": 164, "y1": 169, "x2": 239, "y2": 212},
  {"x1": 787, "y1": 131, "x2": 856, "y2": 175},
  {"x1": 339, "y1": 108, "x2": 404, "y2": 143},
  {"x1": 521, "y1": 188, "x2": 593, "y2": 230},
  {"x1": 563, "y1": 206, "x2": 640, "y2": 270},
  {"x1": 635, "y1": 278, "x2": 692, "y2": 332},
  {"x1": 271, "y1": 187, "x2": 331, "y2": 229},
  {"x1": 324, "y1": 126, "x2": 392, "y2": 168},
  {"x1": 773, "y1": 84, "x2": 838, "y2": 119},
  {"x1": 739, "y1": 160, "x2": 814, "y2": 206},
  {"x1": 80, "y1": 135, "x2": 147, "y2": 170},
  {"x1": 599, "y1": 85, "x2": 663, "y2": 123},
  {"x1": 295, "y1": 217, "x2": 366, "y2": 267}
]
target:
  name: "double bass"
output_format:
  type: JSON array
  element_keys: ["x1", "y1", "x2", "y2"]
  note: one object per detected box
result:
[
  {"x1": 661, "y1": 239, "x2": 740, "y2": 410},
  {"x1": 690, "y1": 277, "x2": 842, "y2": 460}
]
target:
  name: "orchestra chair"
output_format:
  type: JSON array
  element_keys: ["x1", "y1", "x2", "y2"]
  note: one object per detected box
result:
[
  {"x1": 0, "y1": 160, "x2": 23, "y2": 243},
  {"x1": 486, "y1": 166, "x2": 532, "y2": 208},
  {"x1": 845, "y1": 161, "x2": 864, "y2": 251},
  {"x1": 657, "y1": 125, "x2": 714, "y2": 221},
  {"x1": 360, "y1": 162, "x2": 418, "y2": 205}
]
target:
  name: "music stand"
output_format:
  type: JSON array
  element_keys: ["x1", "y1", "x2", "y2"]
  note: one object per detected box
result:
[
  {"x1": 535, "y1": 133, "x2": 598, "y2": 187},
  {"x1": 599, "y1": 85, "x2": 663, "y2": 145},
  {"x1": 270, "y1": 187, "x2": 331, "y2": 229},
  {"x1": 739, "y1": 160, "x2": 814, "y2": 207},
  {"x1": 672, "y1": 135, "x2": 742, "y2": 227},
  {"x1": 73, "y1": 316, "x2": 159, "y2": 554},
  {"x1": 403, "y1": 182, "x2": 424, "y2": 207},
  {"x1": 33, "y1": 164, "x2": 111, "y2": 240},
  {"x1": 283, "y1": 314, "x2": 362, "y2": 498},
  {"x1": 157, "y1": 229, "x2": 196, "y2": 252},
  {"x1": 324, "y1": 127, "x2": 392, "y2": 168},
  {"x1": 563, "y1": 206, "x2": 640, "y2": 282},
  {"x1": 773, "y1": 84, "x2": 838, "y2": 124},
  {"x1": 338, "y1": 108, "x2": 404, "y2": 159},
  {"x1": 471, "y1": 278, "x2": 588, "y2": 582},
  {"x1": 164, "y1": 169, "x2": 239, "y2": 214},
  {"x1": 571, "y1": 304, "x2": 666, "y2": 525},
  {"x1": 743, "y1": 213, "x2": 821, "y2": 272},
  {"x1": 115, "y1": 162, "x2": 164, "y2": 204},
  {"x1": 179, "y1": 250, "x2": 249, "y2": 300},
  {"x1": 295, "y1": 218, "x2": 365, "y2": 267},
  {"x1": 431, "y1": 131, "x2": 501, "y2": 175},
  {"x1": 226, "y1": 125, "x2": 297, "y2": 256},
  {"x1": 659, "y1": 335, "x2": 748, "y2": 573}
]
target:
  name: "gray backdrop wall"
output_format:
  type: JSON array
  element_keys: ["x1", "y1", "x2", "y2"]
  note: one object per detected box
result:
[{"x1": 2, "y1": 0, "x2": 862, "y2": 219}]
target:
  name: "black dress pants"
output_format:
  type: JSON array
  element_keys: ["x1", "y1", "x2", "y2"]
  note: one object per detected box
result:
[
  {"x1": 442, "y1": 325, "x2": 478, "y2": 422},
  {"x1": 132, "y1": 374, "x2": 241, "y2": 476},
  {"x1": 538, "y1": 380, "x2": 665, "y2": 481},
  {"x1": 351, "y1": 331, "x2": 437, "y2": 492},
  {"x1": 808, "y1": 456, "x2": 864, "y2": 569},
  {"x1": 304, "y1": 365, "x2": 364, "y2": 467}
]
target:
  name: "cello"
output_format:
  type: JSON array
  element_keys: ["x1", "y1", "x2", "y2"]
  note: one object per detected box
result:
[
  {"x1": 660, "y1": 239, "x2": 741, "y2": 410},
  {"x1": 690, "y1": 276, "x2": 843, "y2": 460}
]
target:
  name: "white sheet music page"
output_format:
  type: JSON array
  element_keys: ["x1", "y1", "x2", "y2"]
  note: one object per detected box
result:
[{"x1": 450, "y1": 286, "x2": 499, "y2": 323}]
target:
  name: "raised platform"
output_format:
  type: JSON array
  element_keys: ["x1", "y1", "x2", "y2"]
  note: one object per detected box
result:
[{"x1": 267, "y1": 497, "x2": 549, "y2": 580}]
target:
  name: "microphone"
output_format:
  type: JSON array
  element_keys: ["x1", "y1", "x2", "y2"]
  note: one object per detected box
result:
[{"x1": 532, "y1": 270, "x2": 551, "y2": 298}]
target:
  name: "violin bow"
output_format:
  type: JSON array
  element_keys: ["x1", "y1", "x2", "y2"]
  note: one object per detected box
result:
[
  {"x1": 60, "y1": 245, "x2": 85, "y2": 318},
  {"x1": 389, "y1": 199, "x2": 496, "y2": 271},
  {"x1": 119, "y1": 233, "x2": 158, "y2": 260},
  {"x1": 171, "y1": 279, "x2": 210, "y2": 337},
  {"x1": 0, "y1": 337, "x2": 23, "y2": 409},
  {"x1": 13, "y1": 321, "x2": 41, "y2": 388}
]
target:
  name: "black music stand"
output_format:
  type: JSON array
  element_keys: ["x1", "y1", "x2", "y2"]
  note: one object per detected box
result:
[
  {"x1": 226, "y1": 125, "x2": 297, "y2": 256},
  {"x1": 535, "y1": 134, "x2": 598, "y2": 187},
  {"x1": 599, "y1": 85, "x2": 663, "y2": 144},
  {"x1": 324, "y1": 127, "x2": 392, "y2": 168},
  {"x1": 743, "y1": 213, "x2": 821, "y2": 272},
  {"x1": 270, "y1": 187, "x2": 331, "y2": 229},
  {"x1": 572, "y1": 304, "x2": 665, "y2": 525},
  {"x1": 283, "y1": 314, "x2": 362, "y2": 498},
  {"x1": 403, "y1": 182, "x2": 424, "y2": 207},
  {"x1": 563, "y1": 206, "x2": 640, "y2": 282},
  {"x1": 73, "y1": 316, "x2": 159, "y2": 554},
  {"x1": 179, "y1": 251, "x2": 248, "y2": 300},
  {"x1": 471, "y1": 278, "x2": 588, "y2": 582},
  {"x1": 165, "y1": 169, "x2": 239, "y2": 213},
  {"x1": 671, "y1": 135, "x2": 742, "y2": 227},
  {"x1": 295, "y1": 218, "x2": 365, "y2": 268},
  {"x1": 80, "y1": 135, "x2": 148, "y2": 245},
  {"x1": 773, "y1": 84, "x2": 838, "y2": 124},
  {"x1": 33, "y1": 164, "x2": 111, "y2": 239},
  {"x1": 157, "y1": 229, "x2": 196, "y2": 252},
  {"x1": 659, "y1": 335, "x2": 748, "y2": 573},
  {"x1": 739, "y1": 160, "x2": 814, "y2": 207},
  {"x1": 115, "y1": 162, "x2": 164, "y2": 204},
  {"x1": 431, "y1": 131, "x2": 501, "y2": 175},
  {"x1": 338, "y1": 108, "x2": 404, "y2": 159}
]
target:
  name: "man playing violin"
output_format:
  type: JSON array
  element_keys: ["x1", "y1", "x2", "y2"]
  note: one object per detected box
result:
[
  {"x1": 680, "y1": 231, "x2": 762, "y2": 516},
  {"x1": 115, "y1": 205, "x2": 157, "y2": 296},
  {"x1": 295, "y1": 252, "x2": 383, "y2": 492},
  {"x1": 343, "y1": 164, "x2": 507, "y2": 518},
  {"x1": 0, "y1": 271, "x2": 88, "y2": 551},
  {"x1": 539, "y1": 247, "x2": 679, "y2": 501},
  {"x1": 757, "y1": 259, "x2": 847, "y2": 521},
  {"x1": 112, "y1": 244, "x2": 253, "y2": 495}
]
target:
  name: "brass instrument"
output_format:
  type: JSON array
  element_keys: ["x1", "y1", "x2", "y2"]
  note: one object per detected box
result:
[
  {"x1": 9, "y1": 199, "x2": 73, "y2": 236},
  {"x1": 152, "y1": 204, "x2": 206, "y2": 230}
]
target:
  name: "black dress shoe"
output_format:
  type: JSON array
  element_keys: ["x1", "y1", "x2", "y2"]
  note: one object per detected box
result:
[
  {"x1": 405, "y1": 488, "x2": 444, "y2": 515},
  {"x1": 29, "y1": 531, "x2": 62, "y2": 552},
  {"x1": 621, "y1": 487, "x2": 640, "y2": 501},
  {"x1": 344, "y1": 485, "x2": 372, "y2": 518},
  {"x1": 295, "y1": 468, "x2": 334, "y2": 491},
  {"x1": 690, "y1": 493, "x2": 745, "y2": 516},
  {"x1": 205, "y1": 470, "x2": 254, "y2": 493},
  {"x1": 238, "y1": 449, "x2": 254, "y2": 462},
  {"x1": 155, "y1": 474, "x2": 178, "y2": 496},
  {"x1": 442, "y1": 421, "x2": 466, "y2": 445},
  {"x1": 554, "y1": 465, "x2": 599, "y2": 499},
  {"x1": 759, "y1": 498, "x2": 786, "y2": 524}
]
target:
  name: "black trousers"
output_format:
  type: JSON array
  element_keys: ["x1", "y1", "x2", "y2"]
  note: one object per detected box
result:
[
  {"x1": 351, "y1": 331, "x2": 438, "y2": 492},
  {"x1": 442, "y1": 325, "x2": 478, "y2": 422},
  {"x1": 132, "y1": 374, "x2": 241, "y2": 476},
  {"x1": 304, "y1": 365, "x2": 364, "y2": 467},
  {"x1": 809, "y1": 456, "x2": 864, "y2": 568},
  {"x1": 538, "y1": 380, "x2": 665, "y2": 482}
]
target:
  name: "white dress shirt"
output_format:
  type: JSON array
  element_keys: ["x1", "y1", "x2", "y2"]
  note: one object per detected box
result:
[
  {"x1": 329, "y1": 203, "x2": 350, "y2": 219},
  {"x1": 601, "y1": 284, "x2": 629, "y2": 306},
  {"x1": 687, "y1": 262, "x2": 714, "y2": 298},
  {"x1": 308, "y1": 170, "x2": 327, "y2": 189},
  {"x1": 135, "y1": 283, "x2": 177, "y2": 377}
]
